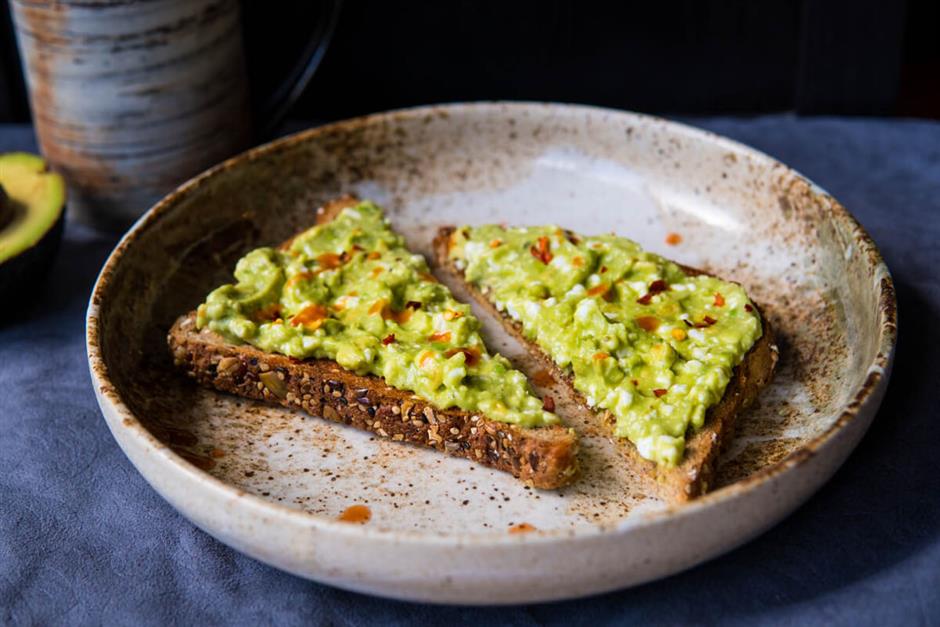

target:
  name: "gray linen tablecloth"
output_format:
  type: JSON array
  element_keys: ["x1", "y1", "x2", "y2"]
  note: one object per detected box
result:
[{"x1": 1, "y1": 116, "x2": 937, "y2": 625}]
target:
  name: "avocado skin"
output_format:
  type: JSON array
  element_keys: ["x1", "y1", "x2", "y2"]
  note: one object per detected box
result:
[{"x1": 0, "y1": 209, "x2": 64, "y2": 307}]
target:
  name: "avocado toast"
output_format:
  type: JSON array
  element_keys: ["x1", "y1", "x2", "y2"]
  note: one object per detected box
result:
[
  {"x1": 434, "y1": 224, "x2": 777, "y2": 501},
  {"x1": 168, "y1": 198, "x2": 578, "y2": 489}
]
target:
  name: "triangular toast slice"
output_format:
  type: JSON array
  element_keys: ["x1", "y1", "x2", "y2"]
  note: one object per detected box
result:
[
  {"x1": 168, "y1": 198, "x2": 578, "y2": 489},
  {"x1": 433, "y1": 225, "x2": 777, "y2": 501}
]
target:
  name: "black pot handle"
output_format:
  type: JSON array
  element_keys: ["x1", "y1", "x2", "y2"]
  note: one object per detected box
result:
[{"x1": 255, "y1": 0, "x2": 343, "y2": 137}]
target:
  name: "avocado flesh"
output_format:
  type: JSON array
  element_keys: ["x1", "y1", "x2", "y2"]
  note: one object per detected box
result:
[
  {"x1": 0, "y1": 153, "x2": 65, "y2": 263},
  {"x1": 0, "y1": 153, "x2": 66, "y2": 306}
]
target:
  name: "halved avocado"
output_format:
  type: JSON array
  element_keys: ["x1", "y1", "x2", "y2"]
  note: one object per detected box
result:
[{"x1": 0, "y1": 153, "x2": 66, "y2": 302}]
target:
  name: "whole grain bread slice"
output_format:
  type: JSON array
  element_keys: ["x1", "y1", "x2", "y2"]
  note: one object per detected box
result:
[
  {"x1": 433, "y1": 226, "x2": 778, "y2": 502},
  {"x1": 167, "y1": 198, "x2": 579, "y2": 489}
]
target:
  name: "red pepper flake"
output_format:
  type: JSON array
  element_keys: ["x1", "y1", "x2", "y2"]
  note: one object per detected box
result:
[
  {"x1": 530, "y1": 236, "x2": 553, "y2": 264},
  {"x1": 382, "y1": 334, "x2": 396, "y2": 345},
  {"x1": 637, "y1": 279, "x2": 668, "y2": 305},
  {"x1": 444, "y1": 347, "x2": 481, "y2": 366},
  {"x1": 635, "y1": 316, "x2": 660, "y2": 332},
  {"x1": 428, "y1": 331, "x2": 452, "y2": 343},
  {"x1": 250, "y1": 303, "x2": 281, "y2": 322},
  {"x1": 371, "y1": 299, "x2": 414, "y2": 324},
  {"x1": 290, "y1": 304, "x2": 329, "y2": 329},
  {"x1": 586, "y1": 283, "x2": 612, "y2": 300},
  {"x1": 572, "y1": 256, "x2": 585, "y2": 268},
  {"x1": 665, "y1": 232, "x2": 683, "y2": 246},
  {"x1": 631, "y1": 379, "x2": 639, "y2": 386},
  {"x1": 317, "y1": 252, "x2": 345, "y2": 269},
  {"x1": 592, "y1": 352, "x2": 609, "y2": 360},
  {"x1": 744, "y1": 303, "x2": 754, "y2": 313},
  {"x1": 389, "y1": 308, "x2": 414, "y2": 324},
  {"x1": 694, "y1": 315, "x2": 718, "y2": 328},
  {"x1": 542, "y1": 395, "x2": 555, "y2": 412},
  {"x1": 600, "y1": 265, "x2": 608, "y2": 274},
  {"x1": 653, "y1": 388, "x2": 668, "y2": 397},
  {"x1": 532, "y1": 369, "x2": 555, "y2": 387},
  {"x1": 648, "y1": 279, "x2": 668, "y2": 294},
  {"x1": 285, "y1": 271, "x2": 314, "y2": 288},
  {"x1": 713, "y1": 292, "x2": 725, "y2": 307},
  {"x1": 352, "y1": 244, "x2": 364, "y2": 252},
  {"x1": 406, "y1": 301, "x2": 422, "y2": 310},
  {"x1": 367, "y1": 251, "x2": 381, "y2": 260},
  {"x1": 489, "y1": 238, "x2": 502, "y2": 249}
]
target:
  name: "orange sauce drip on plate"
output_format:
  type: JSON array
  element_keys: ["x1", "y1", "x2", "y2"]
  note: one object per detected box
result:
[
  {"x1": 338, "y1": 504, "x2": 372, "y2": 524},
  {"x1": 508, "y1": 523, "x2": 536, "y2": 534}
]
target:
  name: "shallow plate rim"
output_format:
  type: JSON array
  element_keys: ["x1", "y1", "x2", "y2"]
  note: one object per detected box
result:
[{"x1": 85, "y1": 101, "x2": 898, "y2": 546}]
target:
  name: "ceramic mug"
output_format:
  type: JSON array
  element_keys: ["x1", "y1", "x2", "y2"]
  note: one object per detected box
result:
[{"x1": 10, "y1": 0, "x2": 339, "y2": 231}]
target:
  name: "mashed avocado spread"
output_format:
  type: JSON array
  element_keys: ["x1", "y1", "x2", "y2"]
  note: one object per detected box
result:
[
  {"x1": 196, "y1": 201, "x2": 557, "y2": 428},
  {"x1": 448, "y1": 225, "x2": 762, "y2": 466}
]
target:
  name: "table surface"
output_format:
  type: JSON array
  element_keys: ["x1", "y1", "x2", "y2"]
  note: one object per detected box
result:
[{"x1": 1, "y1": 115, "x2": 937, "y2": 626}]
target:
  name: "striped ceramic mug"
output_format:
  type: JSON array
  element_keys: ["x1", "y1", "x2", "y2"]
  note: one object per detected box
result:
[{"x1": 11, "y1": 0, "x2": 339, "y2": 230}]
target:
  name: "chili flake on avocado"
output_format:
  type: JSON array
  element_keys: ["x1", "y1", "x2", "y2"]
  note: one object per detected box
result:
[
  {"x1": 448, "y1": 224, "x2": 762, "y2": 466},
  {"x1": 196, "y1": 201, "x2": 557, "y2": 428}
]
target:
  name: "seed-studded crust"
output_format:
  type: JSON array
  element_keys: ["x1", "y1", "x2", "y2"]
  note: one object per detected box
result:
[
  {"x1": 166, "y1": 198, "x2": 579, "y2": 490},
  {"x1": 168, "y1": 314, "x2": 579, "y2": 488},
  {"x1": 433, "y1": 227, "x2": 778, "y2": 502}
]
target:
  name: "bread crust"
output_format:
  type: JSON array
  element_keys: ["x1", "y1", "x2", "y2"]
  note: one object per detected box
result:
[
  {"x1": 166, "y1": 198, "x2": 579, "y2": 489},
  {"x1": 432, "y1": 227, "x2": 777, "y2": 501}
]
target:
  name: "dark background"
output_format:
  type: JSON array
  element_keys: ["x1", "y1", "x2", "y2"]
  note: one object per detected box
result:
[
  {"x1": 0, "y1": 0, "x2": 938, "y2": 125},
  {"x1": 1, "y1": 2, "x2": 939, "y2": 623}
]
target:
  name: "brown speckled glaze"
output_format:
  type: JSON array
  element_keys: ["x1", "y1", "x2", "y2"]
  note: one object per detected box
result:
[{"x1": 86, "y1": 103, "x2": 896, "y2": 604}]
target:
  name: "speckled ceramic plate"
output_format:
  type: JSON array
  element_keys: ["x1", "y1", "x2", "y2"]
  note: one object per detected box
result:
[{"x1": 86, "y1": 103, "x2": 896, "y2": 604}]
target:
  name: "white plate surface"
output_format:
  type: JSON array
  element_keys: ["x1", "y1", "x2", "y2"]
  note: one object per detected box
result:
[{"x1": 87, "y1": 103, "x2": 896, "y2": 604}]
